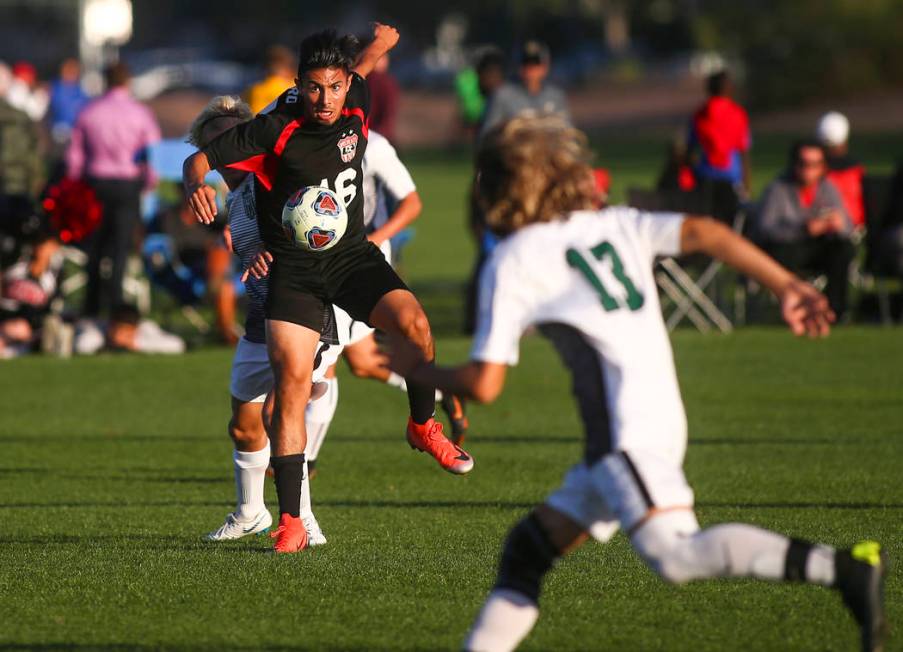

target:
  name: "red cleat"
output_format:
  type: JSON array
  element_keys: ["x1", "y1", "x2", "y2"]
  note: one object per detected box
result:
[
  {"x1": 406, "y1": 417, "x2": 474, "y2": 475},
  {"x1": 269, "y1": 513, "x2": 308, "y2": 553}
]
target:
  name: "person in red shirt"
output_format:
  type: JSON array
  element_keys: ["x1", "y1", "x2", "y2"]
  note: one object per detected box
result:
[
  {"x1": 687, "y1": 71, "x2": 751, "y2": 197},
  {"x1": 817, "y1": 111, "x2": 865, "y2": 230},
  {"x1": 365, "y1": 51, "x2": 399, "y2": 144}
]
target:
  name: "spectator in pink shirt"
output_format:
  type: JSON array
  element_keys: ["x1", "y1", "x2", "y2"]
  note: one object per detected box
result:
[{"x1": 66, "y1": 62, "x2": 160, "y2": 318}]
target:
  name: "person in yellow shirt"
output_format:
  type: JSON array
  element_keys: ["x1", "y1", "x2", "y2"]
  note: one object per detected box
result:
[{"x1": 244, "y1": 45, "x2": 297, "y2": 114}]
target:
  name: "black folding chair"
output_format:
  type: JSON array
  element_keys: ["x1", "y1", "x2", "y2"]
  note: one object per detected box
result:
[{"x1": 862, "y1": 174, "x2": 896, "y2": 324}]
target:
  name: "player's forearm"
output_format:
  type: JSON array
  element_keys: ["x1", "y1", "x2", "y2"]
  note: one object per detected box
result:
[
  {"x1": 409, "y1": 360, "x2": 504, "y2": 404},
  {"x1": 183, "y1": 152, "x2": 212, "y2": 191},
  {"x1": 354, "y1": 30, "x2": 398, "y2": 78},
  {"x1": 370, "y1": 192, "x2": 422, "y2": 243},
  {"x1": 681, "y1": 217, "x2": 795, "y2": 296}
]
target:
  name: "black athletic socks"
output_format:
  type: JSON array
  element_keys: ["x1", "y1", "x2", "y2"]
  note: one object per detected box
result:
[
  {"x1": 270, "y1": 453, "x2": 305, "y2": 518},
  {"x1": 407, "y1": 370, "x2": 437, "y2": 424},
  {"x1": 784, "y1": 538, "x2": 814, "y2": 582},
  {"x1": 495, "y1": 513, "x2": 561, "y2": 604}
]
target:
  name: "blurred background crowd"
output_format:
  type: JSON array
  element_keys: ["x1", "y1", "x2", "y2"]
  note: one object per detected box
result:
[{"x1": 2, "y1": 0, "x2": 903, "y2": 359}]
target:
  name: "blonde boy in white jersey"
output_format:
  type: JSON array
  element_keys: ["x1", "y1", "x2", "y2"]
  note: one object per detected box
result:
[{"x1": 390, "y1": 116, "x2": 887, "y2": 652}]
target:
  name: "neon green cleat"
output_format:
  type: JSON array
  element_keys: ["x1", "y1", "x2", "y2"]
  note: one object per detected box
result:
[{"x1": 835, "y1": 540, "x2": 889, "y2": 652}]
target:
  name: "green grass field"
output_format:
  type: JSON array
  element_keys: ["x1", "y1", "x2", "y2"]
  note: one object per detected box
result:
[
  {"x1": 1, "y1": 330, "x2": 901, "y2": 650},
  {"x1": 2, "y1": 136, "x2": 902, "y2": 650}
]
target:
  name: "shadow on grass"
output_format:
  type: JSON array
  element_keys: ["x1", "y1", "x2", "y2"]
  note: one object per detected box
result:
[{"x1": 1, "y1": 499, "x2": 900, "y2": 513}]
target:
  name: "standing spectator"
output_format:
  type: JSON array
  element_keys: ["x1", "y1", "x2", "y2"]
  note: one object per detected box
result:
[
  {"x1": 751, "y1": 140, "x2": 854, "y2": 318},
  {"x1": 66, "y1": 62, "x2": 161, "y2": 319},
  {"x1": 366, "y1": 52, "x2": 400, "y2": 144},
  {"x1": 479, "y1": 41, "x2": 570, "y2": 141},
  {"x1": 688, "y1": 70, "x2": 752, "y2": 197},
  {"x1": 6, "y1": 61, "x2": 49, "y2": 122},
  {"x1": 0, "y1": 68, "x2": 44, "y2": 204},
  {"x1": 243, "y1": 45, "x2": 296, "y2": 115},
  {"x1": 455, "y1": 47, "x2": 506, "y2": 141},
  {"x1": 47, "y1": 58, "x2": 90, "y2": 147},
  {"x1": 817, "y1": 111, "x2": 865, "y2": 230}
]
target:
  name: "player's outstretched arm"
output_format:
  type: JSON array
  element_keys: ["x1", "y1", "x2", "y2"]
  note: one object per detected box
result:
[
  {"x1": 679, "y1": 216, "x2": 834, "y2": 337},
  {"x1": 353, "y1": 23, "x2": 399, "y2": 79},
  {"x1": 183, "y1": 152, "x2": 218, "y2": 224},
  {"x1": 390, "y1": 340, "x2": 508, "y2": 404},
  {"x1": 369, "y1": 190, "x2": 422, "y2": 245}
]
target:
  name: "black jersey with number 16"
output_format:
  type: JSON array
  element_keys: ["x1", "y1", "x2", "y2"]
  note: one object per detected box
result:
[{"x1": 202, "y1": 73, "x2": 370, "y2": 264}]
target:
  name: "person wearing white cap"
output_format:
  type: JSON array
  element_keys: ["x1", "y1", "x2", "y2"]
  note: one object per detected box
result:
[{"x1": 816, "y1": 111, "x2": 865, "y2": 229}]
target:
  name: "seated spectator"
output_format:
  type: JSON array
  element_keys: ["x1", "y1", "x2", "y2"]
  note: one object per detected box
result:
[
  {"x1": 751, "y1": 139, "x2": 855, "y2": 318},
  {"x1": 0, "y1": 229, "x2": 60, "y2": 358},
  {"x1": 687, "y1": 70, "x2": 751, "y2": 198},
  {"x1": 145, "y1": 187, "x2": 237, "y2": 344},
  {"x1": 75, "y1": 304, "x2": 185, "y2": 355},
  {"x1": 657, "y1": 137, "x2": 696, "y2": 192},
  {"x1": 817, "y1": 111, "x2": 865, "y2": 230}
]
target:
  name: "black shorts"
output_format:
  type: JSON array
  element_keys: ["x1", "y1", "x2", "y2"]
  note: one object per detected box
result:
[{"x1": 265, "y1": 240, "x2": 409, "y2": 332}]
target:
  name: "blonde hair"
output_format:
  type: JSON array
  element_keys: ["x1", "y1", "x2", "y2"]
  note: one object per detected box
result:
[
  {"x1": 477, "y1": 114, "x2": 596, "y2": 236},
  {"x1": 187, "y1": 95, "x2": 253, "y2": 148}
]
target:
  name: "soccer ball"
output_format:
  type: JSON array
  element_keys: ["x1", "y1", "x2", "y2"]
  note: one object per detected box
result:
[{"x1": 281, "y1": 186, "x2": 348, "y2": 252}]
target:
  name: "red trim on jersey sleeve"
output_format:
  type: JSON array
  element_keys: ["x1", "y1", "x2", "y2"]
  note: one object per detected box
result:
[
  {"x1": 341, "y1": 107, "x2": 369, "y2": 139},
  {"x1": 224, "y1": 119, "x2": 304, "y2": 191},
  {"x1": 226, "y1": 154, "x2": 278, "y2": 191},
  {"x1": 273, "y1": 118, "x2": 304, "y2": 156}
]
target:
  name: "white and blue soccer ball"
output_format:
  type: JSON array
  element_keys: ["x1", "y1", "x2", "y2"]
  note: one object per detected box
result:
[{"x1": 281, "y1": 186, "x2": 348, "y2": 252}]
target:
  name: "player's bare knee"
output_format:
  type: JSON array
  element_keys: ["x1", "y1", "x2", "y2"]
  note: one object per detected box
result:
[
  {"x1": 401, "y1": 310, "x2": 433, "y2": 355},
  {"x1": 228, "y1": 417, "x2": 264, "y2": 449}
]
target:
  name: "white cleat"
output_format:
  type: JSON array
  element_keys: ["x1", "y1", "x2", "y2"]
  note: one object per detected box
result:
[
  {"x1": 303, "y1": 513, "x2": 327, "y2": 547},
  {"x1": 205, "y1": 510, "x2": 273, "y2": 541}
]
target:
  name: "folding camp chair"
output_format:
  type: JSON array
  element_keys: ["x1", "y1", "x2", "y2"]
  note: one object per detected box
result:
[
  {"x1": 627, "y1": 180, "x2": 743, "y2": 333},
  {"x1": 861, "y1": 175, "x2": 897, "y2": 324}
]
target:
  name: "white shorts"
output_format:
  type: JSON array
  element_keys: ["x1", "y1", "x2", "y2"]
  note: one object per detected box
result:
[
  {"x1": 546, "y1": 449, "x2": 695, "y2": 541},
  {"x1": 229, "y1": 337, "x2": 344, "y2": 403},
  {"x1": 334, "y1": 239, "x2": 392, "y2": 347}
]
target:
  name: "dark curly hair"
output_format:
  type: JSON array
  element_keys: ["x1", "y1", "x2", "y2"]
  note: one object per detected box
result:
[{"x1": 298, "y1": 30, "x2": 359, "y2": 75}]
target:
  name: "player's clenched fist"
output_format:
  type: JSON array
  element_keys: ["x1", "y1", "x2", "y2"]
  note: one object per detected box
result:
[
  {"x1": 371, "y1": 22, "x2": 399, "y2": 50},
  {"x1": 188, "y1": 183, "x2": 218, "y2": 224}
]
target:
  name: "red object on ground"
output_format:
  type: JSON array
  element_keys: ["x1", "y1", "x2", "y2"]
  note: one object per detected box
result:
[{"x1": 42, "y1": 178, "x2": 103, "y2": 244}]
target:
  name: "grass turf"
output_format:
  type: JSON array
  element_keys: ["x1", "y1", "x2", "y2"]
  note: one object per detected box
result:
[
  {"x1": 0, "y1": 328, "x2": 901, "y2": 650},
  {"x1": 2, "y1": 134, "x2": 902, "y2": 650}
]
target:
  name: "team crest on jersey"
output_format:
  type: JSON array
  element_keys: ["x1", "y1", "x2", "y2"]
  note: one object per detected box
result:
[
  {"x1": 313, "y1": 191, "x2": 341, "y2": 217},
  {"x1": 337, "y1": 131, "x2": 358, "y2": 163},
  {"x1": 307, "y1": 226, "x2": 336, "y2": 250}
]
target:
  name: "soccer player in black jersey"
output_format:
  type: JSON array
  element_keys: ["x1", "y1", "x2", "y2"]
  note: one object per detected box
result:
[{"x1": 183, "y1": 24, "x2": 473, "y2": 553}]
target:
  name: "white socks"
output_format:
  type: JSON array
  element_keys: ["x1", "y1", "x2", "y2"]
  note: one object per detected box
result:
[
  {"x1": 305, "y1": 377, "x2": 338, "y2": 463},
  {"x1": 463, "y1": 589, "x2": 539, "y2": 652},
  {"x1": 386, "y1": 372, "x2": 408, "y2": 392},
  {"x1": 631, "y1": 512, "x2": 836, "y2": 586},
  {"x1": 300, "y1": 458, "x2": 313, "y2": 519},
  {"x1": 233, "y1": 441, "x2": 269, "y2": 520}
]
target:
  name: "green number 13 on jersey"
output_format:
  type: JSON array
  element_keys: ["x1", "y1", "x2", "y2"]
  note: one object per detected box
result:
[{"x1": 566, "y1": 241, "x2": 644, "y2": 312}]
